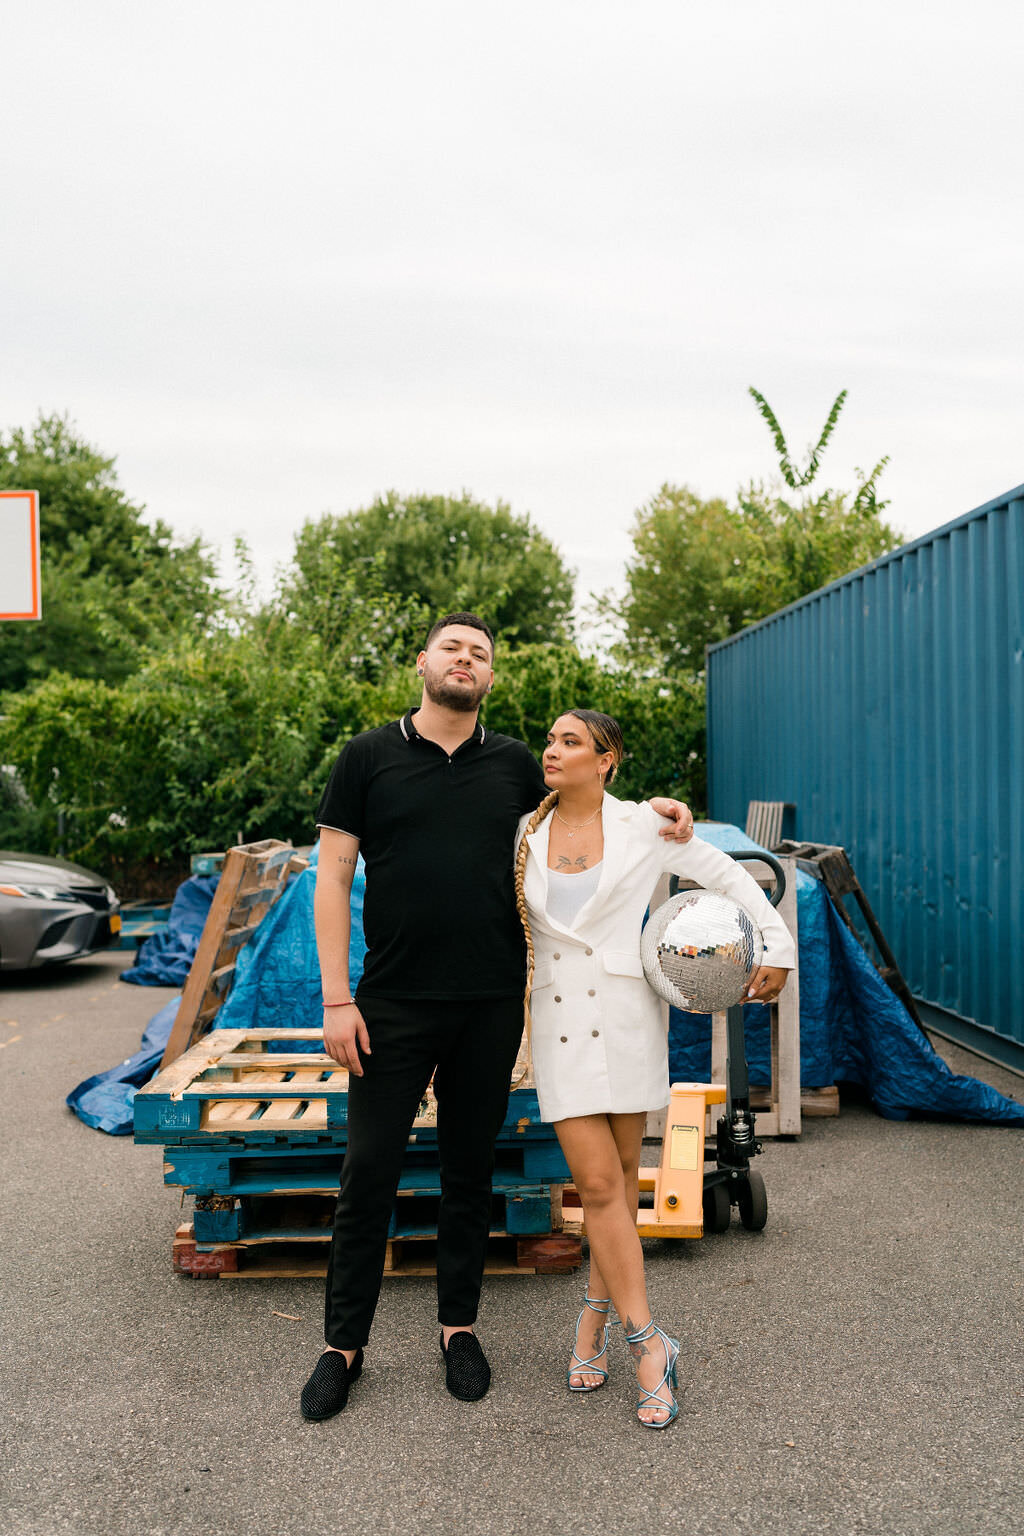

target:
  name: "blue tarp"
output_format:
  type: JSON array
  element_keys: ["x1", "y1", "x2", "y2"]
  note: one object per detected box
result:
[
  {"x1": 214, "y1": 845, "x2": 365, "y2": 1049},
  {"x1": 119, "y1": 875, "x2": 220, "y2": 987},
  {"x1": 66, "y1": 995, "x2": 181, "y2": 1134},
  {"x1": 668, "y1": 824, "x2": 1024, "y2": 1125}
]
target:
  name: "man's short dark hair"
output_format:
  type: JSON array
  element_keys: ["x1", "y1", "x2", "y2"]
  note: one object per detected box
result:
[{"x1": 425, "y1": 612, "x2": 495, "y2": 653}]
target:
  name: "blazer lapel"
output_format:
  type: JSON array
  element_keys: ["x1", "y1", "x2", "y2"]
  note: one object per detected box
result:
[
  {"x1": 524, "y1": 812, "x2": 577, "y2": 942},
  {"x1": 570, "y1": 793, "x2": 628, "y2": 932}
]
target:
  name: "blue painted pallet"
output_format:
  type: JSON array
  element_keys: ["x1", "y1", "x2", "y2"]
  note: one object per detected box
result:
[
  {"x1": 162, "y1": 1140, "x2": 570, "y2": 1195},
  {"x1": 116, "y1": 901, "x2": 172, "y2": 949},
  {"x1": 134, "y1": 1028, "x2": 554, "y2": 1147},
  {"x1": 138, "y1": 1099, "x2": 552, "y2": 1148},
  {"x1": 191, "y1": 1183, "x2": 556, "y2": 1243}
]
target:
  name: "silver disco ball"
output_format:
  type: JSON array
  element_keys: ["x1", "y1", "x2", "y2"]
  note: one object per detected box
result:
[{"x1": 641, "y1": 890, "x2": 764, "y2": 1013}]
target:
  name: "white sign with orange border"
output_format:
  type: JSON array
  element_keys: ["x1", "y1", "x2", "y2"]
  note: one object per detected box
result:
[{"x1": 0, "y1": 490, "x2": 42, "y2": 620}]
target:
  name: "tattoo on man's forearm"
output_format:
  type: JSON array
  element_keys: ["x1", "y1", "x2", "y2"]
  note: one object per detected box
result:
[{"x1": 336, "y1": 855, "x2": 357, "y2": 866}]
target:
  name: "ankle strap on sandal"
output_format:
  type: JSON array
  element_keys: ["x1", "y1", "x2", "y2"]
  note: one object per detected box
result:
[
  {"x1": 583, "y1": 1293, "x2": 620, "y2": 1324},
  {"x1": 624, "y1": 1318, "x2": 658, "y2": 1345}
]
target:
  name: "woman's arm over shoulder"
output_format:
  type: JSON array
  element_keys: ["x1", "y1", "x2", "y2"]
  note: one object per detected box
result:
[{"x1": 647, "y1": 795, "x2": 694, "y2": 843}]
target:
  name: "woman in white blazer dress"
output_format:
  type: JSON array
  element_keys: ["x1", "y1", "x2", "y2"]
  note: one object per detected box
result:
[{"x1": 514, "y1": 710, "x2": 795, "y2": 1429}]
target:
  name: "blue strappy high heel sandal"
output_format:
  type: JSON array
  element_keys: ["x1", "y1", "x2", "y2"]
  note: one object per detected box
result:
[
  {"x1": 567, "y1": 1292, "x2": 616, "y2": 1391},
  {"x1": 623, "y1": 1318, "x2": 680, "y2": 1429}
]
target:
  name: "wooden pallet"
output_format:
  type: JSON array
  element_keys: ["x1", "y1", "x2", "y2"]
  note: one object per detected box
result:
[
  {"x1": 137, "y1": 1029, "x2": 565, "y2": 1160},
  {"x1": 163, "y1": 1141, "x2": 570, "y2": 1197},
  {"x1": 116, "y1": 900, "x2": 172, "y2": 949},
  {"x1": 190, "y1": 1183, "x2": 565, "y2": 1243},
  {"x1": 144, "y1": 1030, "x2": 353, "y2": 1136},
  {"x1": 190, "y1": 852, "x2": 227, "y2": 876},
  {"x1": 750, "y1": 1083, "x2": 840, "y2": 1117},
  {"x1": 160, "y1": 841, "x2": 306, "y2": 1068},
  {"x1": 172, "y1": 1222, "x2": 582, "y2": 1279}
]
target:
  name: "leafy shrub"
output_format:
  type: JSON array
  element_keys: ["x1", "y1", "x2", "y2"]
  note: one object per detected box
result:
[{"x1": 0, "y1": 634, "x2": 706, "y2": 883}]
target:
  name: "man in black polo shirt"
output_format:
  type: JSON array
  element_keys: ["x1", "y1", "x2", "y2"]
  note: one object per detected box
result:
[{"x1": 300, "y1": 612, "x2": 692, "y2": 1422}]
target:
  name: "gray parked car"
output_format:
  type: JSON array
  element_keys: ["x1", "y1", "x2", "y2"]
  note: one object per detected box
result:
[{"x1": 0, "y1": 852, "x2": 121, "y2": 969}]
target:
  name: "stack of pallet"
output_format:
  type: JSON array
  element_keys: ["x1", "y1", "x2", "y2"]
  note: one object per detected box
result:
[
  {"x1": 133, "y1": 837, "x2": 581, "y2": 1279},
  {"x1": 134, "y1": 1027, "x2": 581, "y2": 1278}
]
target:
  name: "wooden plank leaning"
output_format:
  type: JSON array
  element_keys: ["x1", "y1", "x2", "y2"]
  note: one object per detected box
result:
[
  {"x1": 744, "y1": 800, "x2": 796, "y2": 850},
  {"x1": 159, "y1": 839, "x2": 307, "y2": 1069}
]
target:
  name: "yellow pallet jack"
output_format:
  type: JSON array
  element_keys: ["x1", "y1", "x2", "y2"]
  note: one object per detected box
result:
[{"x1": 565, "y1": 851, "x2": 785, "y2": 1242}]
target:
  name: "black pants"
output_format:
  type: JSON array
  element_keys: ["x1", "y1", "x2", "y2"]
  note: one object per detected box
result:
[{"x1": 323, "y1": 994, "x2": 525, "y2": 1349}]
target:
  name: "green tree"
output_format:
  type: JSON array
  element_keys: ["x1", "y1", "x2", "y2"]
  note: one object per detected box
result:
[
  {"x1": 0, "y1": 414, "x2": 221, "y2": 692},
  {"x1": 611, "y1": 392, "x2": 902, "y2": 673},
  {"x1": 256, "y1": 539, "x2": 432, "y2": 688},
  {"x1": 281, "y1": 492, "x2": 575, "y2": 652}
]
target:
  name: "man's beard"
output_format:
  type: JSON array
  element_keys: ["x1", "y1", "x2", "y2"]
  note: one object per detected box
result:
[{"x1": 423, "y1": 665, "x2": 489, "y2": 713}]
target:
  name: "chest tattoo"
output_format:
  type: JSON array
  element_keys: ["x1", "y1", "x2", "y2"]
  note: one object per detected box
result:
[{"x1": 556, "y1": 854, "x2": 592, "y2": 871}]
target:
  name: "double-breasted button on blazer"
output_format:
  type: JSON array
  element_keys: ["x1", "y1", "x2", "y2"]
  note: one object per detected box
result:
[{"x1": 516, "y1": 795, "x2": 796, "y2": 1123}]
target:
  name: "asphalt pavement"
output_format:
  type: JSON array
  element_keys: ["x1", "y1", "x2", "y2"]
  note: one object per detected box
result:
[{"x1": 1, "y1": 950, "x2": 1022, "y2": 1536}]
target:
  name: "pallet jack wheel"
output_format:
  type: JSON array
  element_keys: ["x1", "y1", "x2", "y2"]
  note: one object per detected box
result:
[
  {"x1": 703, "y1": 1181, "x2": 731, "y2": 1233},
  {"x1": 736, "y1": 1169, "x2": 768, "y2": 1231}
]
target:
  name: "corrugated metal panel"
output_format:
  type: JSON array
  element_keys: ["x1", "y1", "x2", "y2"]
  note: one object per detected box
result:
[{"x1": 707, "y1": 483, "x2": 1024, "y2": 1070}]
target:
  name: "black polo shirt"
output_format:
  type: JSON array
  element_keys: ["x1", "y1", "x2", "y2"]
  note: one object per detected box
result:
[{"x1": 316, "y1": 711, "x2": 547, "y2": 999}]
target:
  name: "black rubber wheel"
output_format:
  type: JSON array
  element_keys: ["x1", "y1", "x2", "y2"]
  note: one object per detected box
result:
[
  {"x1": 736, "y1": 1169, "x2": 768, "y2": 1231},
  {"x1": 702, "y1": 1180, "x2": 731, "y2": 1234}
]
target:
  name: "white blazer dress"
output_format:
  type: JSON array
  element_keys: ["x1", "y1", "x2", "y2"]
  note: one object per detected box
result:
[{"x1": 516, "y1": 795, "x2": 797, "y2": 1123}]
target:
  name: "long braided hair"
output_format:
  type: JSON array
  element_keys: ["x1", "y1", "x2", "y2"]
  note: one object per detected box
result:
[
  {"x1": 509, "y1": 788, "x2": 559, "y2": 1087},
  {"x1": 514, "y1": 789, "x2": 560, "y2": 1014}
]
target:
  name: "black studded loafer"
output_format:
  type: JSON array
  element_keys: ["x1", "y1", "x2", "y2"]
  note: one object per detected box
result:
[
  {"x1": 440, "y1": 1331, "x2": 491, "y2": 1401},
  {"x1": 300, "y1": 1348, "x2": 364, "y2": 1421}
]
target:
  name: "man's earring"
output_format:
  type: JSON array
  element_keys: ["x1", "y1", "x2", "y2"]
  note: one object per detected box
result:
[{"x1": 417, "y1": 668, "x2": 424, "y2": 676}]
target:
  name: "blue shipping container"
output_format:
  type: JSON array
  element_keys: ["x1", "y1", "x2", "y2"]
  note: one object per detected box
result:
[{"x1": 706, "y1": 482, "x2": 1024, "y2": 1073}]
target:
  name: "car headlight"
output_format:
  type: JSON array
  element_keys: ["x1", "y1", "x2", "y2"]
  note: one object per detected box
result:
[{"x1": 0, "y1": 884, "x2": 63, "y2": 900}]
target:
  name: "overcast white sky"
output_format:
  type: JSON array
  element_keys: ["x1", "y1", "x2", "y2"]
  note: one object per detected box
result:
[{"x1": 3, "y1": 1, "x2": 1023, "y2": 618}]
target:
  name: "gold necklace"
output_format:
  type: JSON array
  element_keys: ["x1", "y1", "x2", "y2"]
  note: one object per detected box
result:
[{"x1": 553, "y1": 805, "x2": 602, "y2": 839}]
